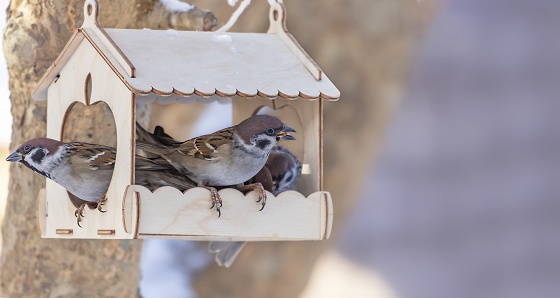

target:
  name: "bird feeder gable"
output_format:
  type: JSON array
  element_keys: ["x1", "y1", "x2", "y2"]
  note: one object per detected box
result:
[
  {"x1": 32, "y1": 0, "x2": 340, "y2": 102},
  {"x1": 32, "y1": 0, "x2": 338, "y2": 241}
]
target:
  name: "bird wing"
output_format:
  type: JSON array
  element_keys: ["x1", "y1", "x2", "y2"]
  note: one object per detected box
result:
[
  {"x1": 153, "y1": 126, "x2": 179, "y2": 146},
  {"x1": 136, "y1": 123, "x2": 180, "y2": 147},
  {"x1": 135, "y1": 156, "x2": 175, "y2": 171},
  {"x1": 66, "y1": 143, "x2": 117, "y2": 171},
  {"x1": 176, "y1": 127, "x2": 235, "y2": 160},
  {"x1": 136, "y1": 170, "x2": 196, "y2": 192}
]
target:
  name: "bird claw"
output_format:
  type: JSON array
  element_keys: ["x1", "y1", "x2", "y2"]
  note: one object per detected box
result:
[
  {"x1": 74, "y1": 203, "x2": 87, "y2": 228},
  {"x1": 73, "y1": 195, "x2": 107, "y2": 228},
  {"x1": 205, "y1": 187, "x2": 222, "y2": 218},
  {"x1": 96, "y1": 194, "x2": 108, "y2": 213},
  {"x1": 238, "y1": 183, "x2": 267, "y2": 211}
]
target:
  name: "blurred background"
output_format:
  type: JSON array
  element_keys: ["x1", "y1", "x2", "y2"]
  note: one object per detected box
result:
[
  {"x1": 337, "y1": 1, "x2": 560, "y2": 297},
  {"x1": 2, "y1": 0, "x2": 560, "y2": 297},
  {"x1": 0, "y1": 0, "x2": 11, "y2": 256}
]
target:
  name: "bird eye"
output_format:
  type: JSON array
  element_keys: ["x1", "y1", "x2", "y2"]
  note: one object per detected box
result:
[
  {"x1": 23, "y1": 145, "x2": 31, "y2": 153},
  {"x1": 266, "y1": 128, "x2": 275, "y2": 136}
]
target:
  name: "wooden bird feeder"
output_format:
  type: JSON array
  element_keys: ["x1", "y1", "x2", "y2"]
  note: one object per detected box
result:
[{"x1": 32, "y1": 0, "x2": 340, "y2": 240}]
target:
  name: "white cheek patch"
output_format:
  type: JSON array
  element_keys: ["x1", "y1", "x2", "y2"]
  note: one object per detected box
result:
[
  {"x1": 24, "y1": 155, "x2": 40, "y2": 168},
  {"x1": 39, "y1": 148, "x2": 63, "y2": 172},
  {"x1": 23, "y1": 148, "x2": 55, "y2": 176}
]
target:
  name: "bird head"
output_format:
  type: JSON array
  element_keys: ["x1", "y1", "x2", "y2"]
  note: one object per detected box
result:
[
  {"x1": 235, "y1": 115, "x2": 296, "y2": 152},
  {"x1": 6, "y1": 138, "x2": 64, "y2": 178}
]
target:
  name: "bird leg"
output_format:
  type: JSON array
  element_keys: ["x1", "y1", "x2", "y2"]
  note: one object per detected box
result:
[
  {"x1": 74, "y1": 203, "x2": 87, "y2": 228},
  {"x1": 238, "y1": 183, "x2": 267, "y2": 211},
  {"x1": 203, "y1": 186, "x2": 222, "y2": 217},
  {"x1": 96, "y1": 194, "x2": 108, "y2": 213}
]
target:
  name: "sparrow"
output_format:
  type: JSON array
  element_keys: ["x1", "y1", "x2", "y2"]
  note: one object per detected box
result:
[
  {"x1": 261, "y1": 145, "x2": 302, "y2": 194},
  {"x1": 6, "y1": 138, "x2": 195, "y2": 227},
  {"x1": 210, "y1": 145, "x2": 302, "y2": 268},
  {"x1": 137, "y1": 122, "x2": 300, "y2": 268},
  {"x1": 136, "y1": 115, "x2": 296, "y2": 216}
]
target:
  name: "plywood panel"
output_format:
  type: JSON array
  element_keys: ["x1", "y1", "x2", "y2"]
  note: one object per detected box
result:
[
  {"x1": 127, "y1": 186, "x2": 332, "y2": 241},
  {"x1": 44, "y1": 39, "x2": 135, "y2": 239}
]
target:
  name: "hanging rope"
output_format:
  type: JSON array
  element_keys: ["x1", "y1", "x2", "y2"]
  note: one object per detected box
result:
[
  {"x1": 216, "y1": 0, "x2": 252, "y2": 32},
  {"x1": 216, "y1": 0, "x2": 283, "y2": 33}
]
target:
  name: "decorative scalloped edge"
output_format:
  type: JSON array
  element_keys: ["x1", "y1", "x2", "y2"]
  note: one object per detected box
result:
[
  {"x1": 124, "y1": 185, "x2": 332, "y2": 241},
  {"x1": 36, "y1": 183, "x2": 332, "y2": 241},
  {"x1": 130, "y1": 80, "x2": 340, "y2": 102},
  {"x1": 128, "y1": 184, "x2": 306, "y2": 199},
  {"x1": 134, "y1": 92, "x2": 338, "y2": 105}
]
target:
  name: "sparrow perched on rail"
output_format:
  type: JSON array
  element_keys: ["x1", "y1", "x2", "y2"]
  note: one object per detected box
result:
[
  {"x1": 137, "y1": 123, "x2": 301, "y2": 267},
  {"x1": 6, "y1": 138, "x2": 195, "y2": 227},
  {"x1": 136, "y1": 115, "x2": 296, "y2": 216},
  {"x1": 210, "y1": 145, "x2": 302, "y2": 267}
]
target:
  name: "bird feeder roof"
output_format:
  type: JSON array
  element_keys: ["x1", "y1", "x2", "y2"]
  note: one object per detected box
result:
[{"x1": 32, "y1": 0, "x2": 340, "y2": 102}]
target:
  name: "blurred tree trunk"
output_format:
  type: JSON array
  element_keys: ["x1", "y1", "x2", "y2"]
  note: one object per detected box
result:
[{"x1": 1, "y1": 0, "x2": 215, "y2": 296}]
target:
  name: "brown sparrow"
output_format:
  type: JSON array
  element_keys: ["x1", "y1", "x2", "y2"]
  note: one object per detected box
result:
[
  {"x1": 261, "y1": 145, "x2": 302, "y2": 194},
  {"x1": 136, "y1": 115, "x2": 296, "y2": 216},
  {"x1": 210, "y1": 145, "x2": 302, "y2": 267},
  {"x1": 6, "y1": 138, "x2": 195, "y2": 227}
]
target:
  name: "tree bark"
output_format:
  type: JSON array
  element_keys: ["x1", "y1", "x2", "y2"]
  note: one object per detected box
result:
[{"x1": 1, "y1": 0, "x2": 215, "y2": 296}]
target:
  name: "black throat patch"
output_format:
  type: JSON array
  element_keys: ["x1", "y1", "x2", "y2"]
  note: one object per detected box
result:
[
  {"x1": 257, "y1": 139, "x2": 271, "y2": 150},
  {"x1": 31, "y1": 149, "x2": 46, "y2": 164}
]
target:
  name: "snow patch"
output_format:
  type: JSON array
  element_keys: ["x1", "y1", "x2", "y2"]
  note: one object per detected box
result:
[
  {"x1": 191, "y1": 99, "x2": 232, "y2": 135},
  {"x1": 211, "y1": 33, "x2": 233, "y2": 43},
  {"x1": 160, "y1": 0, "x2": 194, "y2": 13},
  {"x1": 227, "y1": 0, "x2": 239, "y2": 6},
  {"x1": 140, "y1": 240, "x2": 211, "y2": 298}
]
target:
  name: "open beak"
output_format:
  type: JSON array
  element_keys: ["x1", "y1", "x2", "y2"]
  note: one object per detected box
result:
[
  {"x1": 6, "y1": 151, "x2": 22, "y2": 162},
  {"x1": 277, "y1": 125, "x2": 296, "y2": 141}
]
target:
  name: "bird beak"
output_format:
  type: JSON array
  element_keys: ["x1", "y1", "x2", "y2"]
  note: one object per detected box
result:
[
  {"x1": 6, "y1": 151, "x2": 22, "y2": 162},
  {"x1": 278, "y1": 125, "x2": 296, "y2": 141}
]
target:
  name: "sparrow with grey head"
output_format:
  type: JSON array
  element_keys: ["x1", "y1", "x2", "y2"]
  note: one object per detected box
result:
[
  {"x1": 6, "y1": 138, "x2": 195, "y2": 227},
  {"x1": 136, "y1": 114, "x2": 296, "y2": 217}
]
